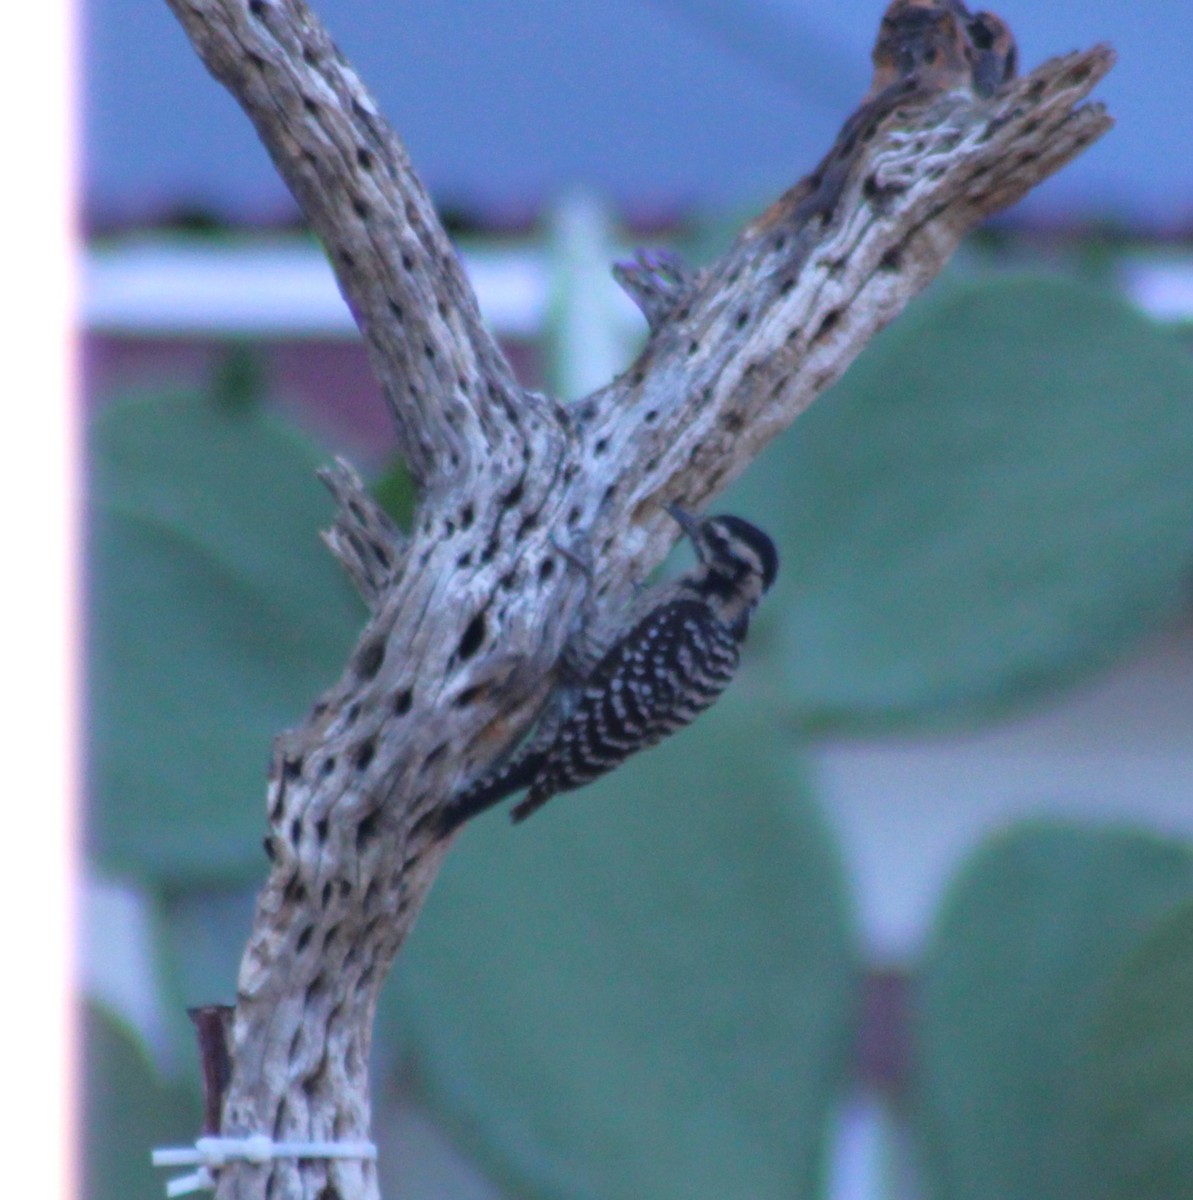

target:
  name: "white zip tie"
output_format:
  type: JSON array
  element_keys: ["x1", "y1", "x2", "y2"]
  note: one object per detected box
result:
[{"x1": 152, "y1": 1134, "x2": 378, "y2": 1197}]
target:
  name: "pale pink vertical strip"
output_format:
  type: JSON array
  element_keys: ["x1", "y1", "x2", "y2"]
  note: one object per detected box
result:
[{"x1": 1, "y1": 0, "x2": 80, "y2": 1196}]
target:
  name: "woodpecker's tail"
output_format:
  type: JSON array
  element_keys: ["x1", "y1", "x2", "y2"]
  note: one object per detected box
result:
[
  {"x1": 509, "y1": 782, "x2": 553, "y2": 824},
  {"x1": 435, "y1": 751, "x2": 545, "y2": 837}
]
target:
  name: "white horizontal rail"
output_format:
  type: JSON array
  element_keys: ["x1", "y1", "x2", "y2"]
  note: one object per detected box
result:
[
  {"x1": 83, "y1": 239, "x2": 554, "y2": 339},
  {"x1": 83, "y1": 238, "x2": 1193, "y2": 341}
]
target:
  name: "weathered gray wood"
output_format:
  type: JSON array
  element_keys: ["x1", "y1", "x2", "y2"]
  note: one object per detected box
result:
[{"x1": 162, "y1": 2, "x2": 1113, "y2": 1197}]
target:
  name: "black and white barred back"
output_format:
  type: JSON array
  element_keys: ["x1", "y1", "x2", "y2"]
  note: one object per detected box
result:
[{"x1": 436, "y1": 508, "x2": 778, "y2": 834}]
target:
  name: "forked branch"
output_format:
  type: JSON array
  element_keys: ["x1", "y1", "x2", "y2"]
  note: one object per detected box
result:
[{"x1": 162, "y1": 1, "x2": 1114, "y2": 1196}]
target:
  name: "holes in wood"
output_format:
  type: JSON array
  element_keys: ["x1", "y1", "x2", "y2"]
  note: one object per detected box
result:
[
  {"x1": 305, "y1": 972, "x2": 327, "y2": 1006},
  {"x1": 296, "y1": 925, "x2": 314, "y2": 954},
  {"x1": 457, "y1": 610, "x2": 487, "y2": 660},
  {"x1": 355, "y1": 738, "x2": 376, "y2": 771},
  {"x1": 356, "y1": 807, "x2": 382, "y2": 852},
  {"x1": 352, "y1": 197, "x2": 370, "y2": 220},
  {"x1": 355, "y1": 635, "x2": 386, "y2": 681},
  {"x1": 453, "y1": 684, "x2": 485, "y2": 708},
  {"x1": 814, "y1": 308, "x2": 841, "y2": 342},
  {"x1": 369, "y1": 540, "x2": 391, "y2": 570},
  {"x1": 643, "y1": 408, "x2": 659, "y2": 425},
  {"x1": 302, "y1": 1055, "x2": 329, "y2": 1098},
  {"x1": 356, "y1": 146, "x2": 374, "y2": 170},
  {"x1": 315, "y1": 818, "x2": 329, "y2": 844},
  {"x1": 538, "y1": 557, "x2": 557, "y2": 583}
]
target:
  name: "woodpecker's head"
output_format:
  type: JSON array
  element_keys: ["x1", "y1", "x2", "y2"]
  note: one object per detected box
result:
[{"x1": 667, "y1": 505, "x2": 779, "y2": 632}]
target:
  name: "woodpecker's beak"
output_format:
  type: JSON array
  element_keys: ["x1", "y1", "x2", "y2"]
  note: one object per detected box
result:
[{"x1": 665, "y1": 504, "x2": 702, "y2": 542}]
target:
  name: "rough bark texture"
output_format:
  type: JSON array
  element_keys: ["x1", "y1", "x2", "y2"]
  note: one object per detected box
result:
[{"x1": 162, "y1": 1, "x2": 1113, "y2": 1197}]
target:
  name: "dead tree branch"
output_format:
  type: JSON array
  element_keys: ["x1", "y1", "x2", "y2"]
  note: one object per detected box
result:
[{"x1": 162, "y1": 0, "x2": 1113, "y2": 1196}]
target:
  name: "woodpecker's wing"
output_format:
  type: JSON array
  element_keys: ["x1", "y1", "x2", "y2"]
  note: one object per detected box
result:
[{"x1": 510, "y1": 597, "x2": 741, "y2": 821}]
